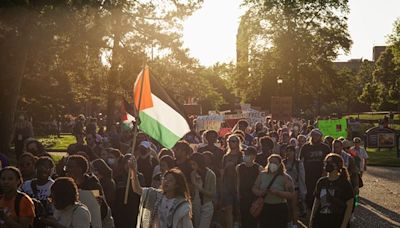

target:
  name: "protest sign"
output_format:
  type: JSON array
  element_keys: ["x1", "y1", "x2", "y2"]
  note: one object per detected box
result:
[
  {"x1": 196, "y1": 115, "x2": 224, "y2": 131},
  {"x1": 317, "y1": 119, "x2": 348, "y2": 138}
]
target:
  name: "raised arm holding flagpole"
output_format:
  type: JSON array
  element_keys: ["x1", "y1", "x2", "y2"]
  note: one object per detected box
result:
[
  {"x1": 123, "y1": 65, "x2": 146, "y2": 204},
  {"x1": 124, "y1": 64, "x2": 191, "y2": 204}
]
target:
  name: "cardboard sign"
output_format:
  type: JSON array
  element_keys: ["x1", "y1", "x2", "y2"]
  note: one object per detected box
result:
[
  {"x1": 196, "y1": 115, "x2": 224, "y2": 131},
  {"x1": 224, "y1": 112, "x2": 266, "y2": 127},
  {"x1": 271, "y1": 96, "x2": 292, "y2": 120},
  {"x1": 317, "y1": 119, "x2": 348, "y2": 139}
]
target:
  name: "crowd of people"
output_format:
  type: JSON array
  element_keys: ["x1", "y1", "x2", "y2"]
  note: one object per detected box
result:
[{"x1": 0, "y1": 114, "x2": 369, "y2": 228}]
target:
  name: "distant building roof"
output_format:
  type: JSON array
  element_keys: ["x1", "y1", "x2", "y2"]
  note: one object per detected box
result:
[
  {"x1": 373, "y1": 46, "x2": 387, "y2": 62},
  {"x1": 333, "y1": 59, "x2": 363, "y2": 72}
]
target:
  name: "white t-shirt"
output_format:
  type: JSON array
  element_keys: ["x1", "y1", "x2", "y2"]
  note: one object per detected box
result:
[
  {"x1": 54, "y1": 203, "x2": 91, "y2": 228},
  {"x1": 354, "y1": 147, "x2": 369, "y2": 171},
  {"x1": 21, "y1": 179, "x2": 54, "y2": 201}
]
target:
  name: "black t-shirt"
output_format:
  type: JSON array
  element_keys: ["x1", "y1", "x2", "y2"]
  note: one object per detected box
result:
[
  {"x1": 113, "y1": 173, "x2": 144, "y2": 228},
  {"x1": 198, "y1": 144, "x2": 224, "y2": 169},
  {"x1": 79, "y1": 174, "x2": 103, "y2": 191},
  {"x1": 86, "y1": 123, "x2": 97, "y2": 135},
  {"x1": 137, "y1": 156, "x2": 159, "y2": 187},
  {"x1": 313, "y1": 176, "x2": 354, "y2": 227},
  {"x1": 300, "y1": 142, "x2": 331, "y2": 196},
  {"x1": 255, "y1": 152, "x2": 270, "y2": 167},
  {"x1": 175, "y1": 160, "x2": 193, "y2": 184},
  {"x1": 237, "y1": 163, "x2": 260, "y2": 203},
  {"x1": 73, "y1": 122, "x2": 84, "y2": 135}
]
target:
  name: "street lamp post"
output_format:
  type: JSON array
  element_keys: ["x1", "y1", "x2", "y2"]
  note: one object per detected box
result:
[{"x1": 277, "y1": 76, "x2": 283, "y2": 96}]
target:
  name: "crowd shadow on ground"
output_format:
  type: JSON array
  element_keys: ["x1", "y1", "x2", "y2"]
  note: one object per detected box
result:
[
  {"x1": 365, "y1": 166, "x2": 400, "y2": 182},
  {"x1": 352, "y1": 197, "x2": 400, "y2": 228}
]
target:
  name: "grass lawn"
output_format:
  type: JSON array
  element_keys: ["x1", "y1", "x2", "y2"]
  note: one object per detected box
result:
[
  {"x1": 36, "y1": 134, "x2": 75, "y2": 163},
  {"x1": 37, "y1": 134, "x2": 75, "y2": 151},
  {"x1": 47, "y1": 152, "x2": 68, "y2": 163},
  {"x1": 367, "y1": 148, "x2": 400, "y2": 167},
  {"x1": 345, "y1": 113, "x2": 400, "y2": 120},
  {"x1": 345, "y1": 113, "x2": 400, "y2": 130}
]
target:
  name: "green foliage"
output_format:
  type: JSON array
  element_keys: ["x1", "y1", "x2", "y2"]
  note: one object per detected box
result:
[
  {"x1": 359, "y1": 18, "x2": 400, "y2": 111},
  {"x1": 146, "y1": 58, "x2": 229, "y2": 113},
  {"x1": 360, "y1": 47, "x2": 400, "y2": 111},
  {"x1": 199, "y1": 63, "x2": 237, "y2": 111},
  {"x1": 387, "y1": 18, "x2": 400, "y2": 62},
  {"x1": 236, "y1": 0, "x2": 352, "y2": 114},
  {"x1": 3, "y1": 0, "x2": 209, "y2": 121}
]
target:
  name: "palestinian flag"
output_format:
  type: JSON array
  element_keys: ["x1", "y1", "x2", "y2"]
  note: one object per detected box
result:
[
  {"x1": 133, "y1": 66, "x2": 190, "y2": 149},
  {"x1": 121, "y1": 97, "x2": 136, "y2": 130}
]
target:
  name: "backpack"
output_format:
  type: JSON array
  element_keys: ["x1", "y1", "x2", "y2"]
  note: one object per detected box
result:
[{"x1": 15, "y1": 190, "x2": 46, "y2": 228}]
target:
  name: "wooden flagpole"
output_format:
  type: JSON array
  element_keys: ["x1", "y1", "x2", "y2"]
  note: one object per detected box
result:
[{"x1": 124, "y1": 65, "x2": 146, "y2": 204}]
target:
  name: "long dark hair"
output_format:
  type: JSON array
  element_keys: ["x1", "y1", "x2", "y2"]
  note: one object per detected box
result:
[
  {"x1": 163, "y1": 168, "x2": 191, "y2": 203},
  {"x1": 324, "y1": 153, "x2": 349, "y2": 181},
  {"x1": 51, "y1": 177, "x2": 78, "y2": 210},
  {"x1": 189, "y1": 152, "x2": 207, "y2": 183},
  {"x1": 190, "y1": 153, "x2": 206, "y2": 171}
]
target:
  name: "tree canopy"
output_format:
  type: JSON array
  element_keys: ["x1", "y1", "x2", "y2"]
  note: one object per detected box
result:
[
  {"x1": 236, "y1": 0, "x2": 352, "y2": 115},
  {"x1": 358, "y1": 18, "x2": 400, "y2": 111}
]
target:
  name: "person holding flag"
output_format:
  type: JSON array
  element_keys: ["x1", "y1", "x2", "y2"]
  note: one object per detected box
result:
[
  {"x1": 129, "y1": 156, "x2": 193, "y2": 228},
  {"x1": 131, "y1": 65, "x2": 191, "y2": 149},
  {"x1": 118, "y1": 63, "x2": 196, "y2": 228}
]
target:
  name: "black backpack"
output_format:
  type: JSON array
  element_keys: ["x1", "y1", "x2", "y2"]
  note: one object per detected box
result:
[{"x1": 15, "y1": 187, "x2": 47, "y2": 228}]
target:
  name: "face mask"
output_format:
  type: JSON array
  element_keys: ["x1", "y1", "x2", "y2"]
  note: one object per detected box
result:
[
  {"x1": 243, "y1": 155, "x2": 252, "y2": 163},
  {"x1": 107, "y1": 158, "x2": 116, "y2": 166},
  {"x1": 269, "y1": 163, "x2": 279, "y2": 173},
  {"x1": 324, "y1": 162, "x2": 335, "y2": 173}
]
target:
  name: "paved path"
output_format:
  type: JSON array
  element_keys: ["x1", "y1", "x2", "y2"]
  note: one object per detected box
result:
[{"x1": 352, "y1": 166, "x2": 400, "y2": 228}]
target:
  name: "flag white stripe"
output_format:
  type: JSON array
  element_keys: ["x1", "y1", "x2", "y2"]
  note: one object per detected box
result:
[{"x1": 141, "y1": 94, "x2": 190, "y2": 138}]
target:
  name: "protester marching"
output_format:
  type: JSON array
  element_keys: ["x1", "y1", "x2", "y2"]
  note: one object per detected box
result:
[
  {"x1": 4, "y1": 0, "x2": 400, "y2": 226},
  {"x1": 0, "y1": 65, "x2": 377, "y2": 228}
]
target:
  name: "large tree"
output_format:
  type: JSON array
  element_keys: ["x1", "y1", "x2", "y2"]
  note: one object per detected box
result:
[
  {"x1": 237, "y1": 0, "x2": 352, "y2": 115},
  {"x1": 0, "y1": 0, "x2": 205, "y2": 156},
  {"x1": 359, "y1": 18, "x2": 400, "y2": 111},
  {"x1": 360, "y1": 48, "x2": 400, "y2": 111}
]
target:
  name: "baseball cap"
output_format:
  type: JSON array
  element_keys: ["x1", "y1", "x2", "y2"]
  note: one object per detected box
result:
[
  {"x1": 139, "y1": 141, "x2": 151, "y2": 149},
  {"x1": 342, "y1": 139, "x2": 352, "y2": 148}
]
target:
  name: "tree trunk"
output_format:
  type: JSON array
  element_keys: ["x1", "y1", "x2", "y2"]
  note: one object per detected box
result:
[
  {"x1": 106, "y1": 10, "x2": 122, "y2": 130},
  {"x1": 0, "y1": 9, "x2": 31, "y2": 159}
]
